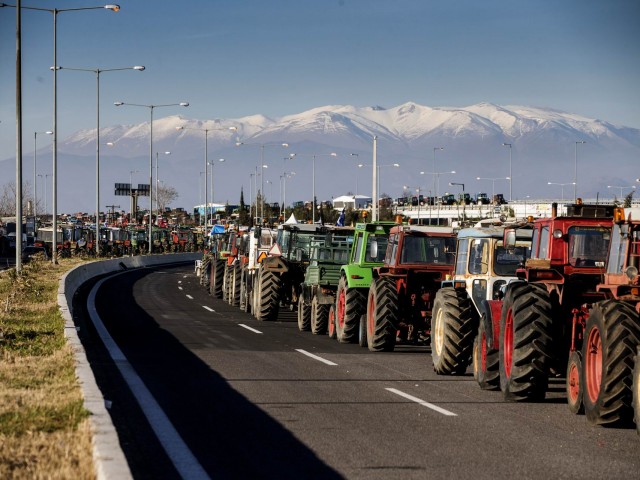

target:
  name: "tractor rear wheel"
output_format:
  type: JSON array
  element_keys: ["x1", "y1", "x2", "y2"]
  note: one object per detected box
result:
[
  {"x1": 473, "y1": 319, "x2": 500, "y2": 390},
  {"x1": 210, "y1": 258, "x2": 225, "y2": 298},
  {"x1": 230, "y1": 263, "x2": 241, "y2": 307},
  {"x1": 311, "y1": 295, "x2": 329, "y2": 335},
  {"x1": 633, "y1": 349, "x2": 640, "y2": 435},
  {"x1": 256, "y1": 270, "x2": 281, "y2": 322},
  {"x1": 367, "y1": 277, "x2": 397, "y2": 352},
  {"x1": 297, "y1": 296, "x2": 311, "y2": 332},
  {"x1": 566, "y1": 350, "x2": 584, "y2": 415},
  {"x1": 499, "y1": 283, "x2": 554, "y2": 402},
  {"x1": 336, "y1": 276, "x2": 365, "y2": 344},
  {"x1": 222, "y1": 263, "x2": 232, "y2": 304},
  {"x1": 328, "y1": 304, "x2": 337, "y2": 340},
  {"x1": 431, "y1": 288, "x2": 477, "y2": 375},
  {"x1": 239, "y1": 267, "x2": 250, "y2": 313},
  {"x1": 583, "y1": 300, "x2": 640, "y2": 426}
]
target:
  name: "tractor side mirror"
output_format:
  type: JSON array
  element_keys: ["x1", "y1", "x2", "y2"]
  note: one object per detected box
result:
[
  {"x1": 504, "y1": 229, "x2": 516, "y2": 250},
  {"x1": 254, "y1": 226, "x2": 261, "y2": 239},
  {"x1": 370, "y1": 240, "x2": 378, "y2": 259}
]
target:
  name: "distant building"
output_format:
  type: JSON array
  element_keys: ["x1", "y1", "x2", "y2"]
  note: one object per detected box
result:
[{"x1": 332, "y1": 195, "x2": 371, "y2": 210}]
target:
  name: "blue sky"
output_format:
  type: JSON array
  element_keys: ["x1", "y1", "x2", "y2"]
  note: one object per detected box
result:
[{"x1": 1, "y1": 0, "x2": 639, "y2": 162}]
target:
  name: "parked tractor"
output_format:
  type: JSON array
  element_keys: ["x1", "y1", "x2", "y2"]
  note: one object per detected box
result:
[
  {"x1": 497, "y1": 202, "x2": 614, "y2": 402},
  {"x1": 334, "y1": 221, "x2": 397, "y2": 343},
  {"x1": 253, "y1": 223, "x2": 345, "y2": 321},
  {"x1": 433, "y1": 225, "x2": 532, "y2": 382},
  {"x1": 365, "y1": 225, "x2": 457, "y2": 352},
  {"x1": 209, "y1": 226, "x2": 233, "y2": 298},
  {"x1": 237, "y1": 226, "x2": 278, "y2": 313},
  {"x1": 578, "y1": 207, "x2": 640, "y2": 427},
  {"x1": 298, "y1": 231, "x2": 353, "y2": 334}
]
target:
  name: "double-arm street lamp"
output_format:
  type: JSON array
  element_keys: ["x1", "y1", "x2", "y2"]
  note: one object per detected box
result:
[
  {"x1": 477, "y1": 176, "x2": 510, "y2": 201},
  {"x1": 358, "y1": 162, "x2": 400, "y2": 204},
  {"x1": 547, "y1": 181, "x2": 575, "y2": 202},
  {"x1": 33, "y1": 130, "x2": 53, "y2": 219},
  {"x1": 1, "y1": 2, "x2": 121, "y2": 264},
  {"x1": 607, "y1": 184, "x2": 636, "y2": 199},
  {"x1": 57, "y1": 65, "x2": 144, "y2": 254},
  {"x1": 280, "y1": 171, "x2": 295, "y2": 217},
  {"x1": 574, "y1": 140, "x2": 586, "y2": 201},
  {"x1": 289, "y1": 152, "x2": 337, "y2": 224},
  {"x1": 115, "y1": 101, "x2": 189, "y2": 253},
  {"x1": 176, "y1": 125, "x2": 236, "y2": 229},
  {"x1": 236, "y1": 141, "x2": 289, "y2": 224}
]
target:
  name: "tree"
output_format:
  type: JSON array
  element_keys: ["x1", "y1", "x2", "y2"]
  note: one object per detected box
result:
[
  {"x1": 155, "y1": 183, "x2": 179, "y2": 213},
  {"x1": 238, "y1": 187, "x2": 250, "y2": 226},
  {"x1": 624, "y1": 191, "x2": 634, "y2": 208},
  {"x1": 0, "y1": 181, "x2": 39, "y2": 216}
]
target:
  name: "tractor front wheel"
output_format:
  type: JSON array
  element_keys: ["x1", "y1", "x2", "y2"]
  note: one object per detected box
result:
[
  {"x1": 473, "y1": 318, "x2": 499, "y2": 390},
  {"x1": 328, "y1": 304, "x2": 337, "y2": 340},
  {"x1": 566, "y1": 350, "x2": 584, "y2": 415},
  {"x1": 431, "y1": 288, "x2": 477, "y2": 375},
  {"x1": 311, "y1": 295, "x2": 329, "y2": 335},
  {"x1": 336, "y1": 276, "x2": 365, "y2": 344},
  {"x1": 298, "y1": 296, "x2": 311, "y2": 332}
]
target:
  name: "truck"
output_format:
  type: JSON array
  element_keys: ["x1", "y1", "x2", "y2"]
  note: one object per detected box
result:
[
  {"x1": 298, "y1": 230, "x2": 354, "y2": 334},
  {"x1": 333, "y1": 221, "x2": 397, "y2": 343},
  {"x1": 497, "y1": 202, "x2": 613, "y2": 402},
  {"x1": 432, "y1": 225, "x2": 532, "y2": 382},
  {"x1": 364, "y1": 225, "x2": 457, "y2": 352}
]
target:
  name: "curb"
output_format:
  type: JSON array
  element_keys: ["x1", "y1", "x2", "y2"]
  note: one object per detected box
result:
[{"x1": 58, "y1": 253, "x2": 200, "y2": 480}]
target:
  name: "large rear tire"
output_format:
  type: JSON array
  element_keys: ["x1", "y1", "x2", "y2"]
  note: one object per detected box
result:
[
  {"x1": 473, "y1": 318, "x2": 500, "y2": 390},
  {"x1": 633, "y1": 349, "x2": 640, "y2": 435},
  {"x1": 239, "y1": 267, "x2": 250, "y2": 313},
  {"x1": 230, "y1": 262, "x2": 241, "y2": 307},
  {"x1": 499, "y1": 283, "x2": 554, "y2": 402},
  {"x1": 311, "y1": 295, "x2": 329, "y2": 335},
  {"x1": 256, "y1": 269, "x2": 281, "y2": 322},
  {"x1": 583, "y1": 300, "x2": 640, "y2": 426},
  {"x1": 431, "y1": 288, "x2": 477, "y2": 375},
  {"x1": 358, "y1": 314, "x2": 368, "y2": 348},
  {"x1": 366, "y1": 277, "x2": 397, "y2": 352},
  {"x1": 210, "y1": 258, "x2": 225, "y2": 298},
  {"x1": 298, "y1": 296, "x2": 311, "y2": 332},
  {"x1": 222, "y1": 263, "x2": 232, "y2": 304},
  {"x1": 336, "y1": 276, "x2": 366, "y2": 344}
]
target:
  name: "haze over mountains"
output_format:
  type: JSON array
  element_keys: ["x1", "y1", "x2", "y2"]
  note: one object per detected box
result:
[{"x1": 4, "y1": 102, "x2": 639, "y2": 213}]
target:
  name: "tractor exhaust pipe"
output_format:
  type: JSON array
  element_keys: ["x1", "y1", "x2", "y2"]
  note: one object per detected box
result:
[{"x1": 551, "y1": 202, "x2": 558, "y2": 217}]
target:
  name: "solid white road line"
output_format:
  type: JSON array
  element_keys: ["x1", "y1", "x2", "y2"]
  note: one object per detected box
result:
[
  {"x1": 88, "y1": 274, "x2": 210, "y2": 480},
  {"x1": 295, "y1": 349, "x2": 338, "y2": 366},
  {"x1": 385, "y1": 388, "x2": 457, "y2": 416},
  {"x1": 238, "y1": 324, "x2": 263, "y2": 334},
  {"x1": 186, "y1": 294, "x2": 193, "y2": 300}
]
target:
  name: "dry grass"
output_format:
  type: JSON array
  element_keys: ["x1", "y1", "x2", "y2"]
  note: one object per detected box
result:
[{"x1": 0, "y1": 256, "x2": 95, "y2": 479}]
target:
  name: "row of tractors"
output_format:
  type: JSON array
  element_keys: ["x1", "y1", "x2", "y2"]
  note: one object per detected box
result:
[
  {"x1": 199, "y1": 203, "x2": 640, "y2": 434},
  {"x1": 34, "y1": 223, "x2": 208, "y2": 257}
]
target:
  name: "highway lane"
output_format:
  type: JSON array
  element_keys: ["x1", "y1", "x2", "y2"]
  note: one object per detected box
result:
[{"x1": 87, "y1": 264, "x2": 639, "y2": 479}]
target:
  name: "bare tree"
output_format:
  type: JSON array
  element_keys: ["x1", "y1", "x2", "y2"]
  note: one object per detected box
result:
[
  {"x1": 155, "y1": 183, "x2": 179, "y2": 214},
  {"x1": 0, "y1": 181, "x2": 40, "y2": 216}
]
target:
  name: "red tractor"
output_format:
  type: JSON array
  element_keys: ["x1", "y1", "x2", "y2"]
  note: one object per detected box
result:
[
  {"x1": 496, "y1": 202, "x2": 614, "y2": 403},
  {"x1": 579, "y1": 207, "x2": 640, "y2": 427},
  {"x1": 365, "y1": 225, "x2": 457, "y2": 352}
]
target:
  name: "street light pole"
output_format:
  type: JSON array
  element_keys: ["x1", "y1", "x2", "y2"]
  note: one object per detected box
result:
[
  {"x1": 155, "y1": 151, "x2": 170, "y2": 220},
  {"x1": 547, "y1": 182, "x2": 575, "y2": 202},
  {"x1": 34, "y1": 130, "x2": 52, "y2": 219},
  {"x1": 502, "y1": 143, "x2": 512, "y2": 201},
  {"x1": 289, "y1": 152, "x2": 337, "y2": 224},
  {"x1": 116, "y1": 101, "x2": 189, "y2": 253},
  {"x1": 477, "y1": 176, "x2": 510, "y2": 201},
  {"x1": 432, "y1": 147, "x2": 444, "y2": 202},
  {"x1": 574, "y1": 140, "x2": 586, "y2": 202},
  {"x1": 0, "y1": 2, "x2": 122, "y2": 262}
]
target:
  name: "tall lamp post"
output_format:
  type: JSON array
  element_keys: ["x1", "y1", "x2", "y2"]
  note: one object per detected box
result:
[
  {"x1": 1, "y1": 2, "x2": 121, "y2": 263},
  {"x1": 432, "y1": 147, "x2": 444, "y2": 200},
  {"x1": 115, "y1": 101, "x2": 189, "y2": 254},
  {"x1": 208, "y1": 158, "x2": 225, "y2": 210},
  {"x1": 421, "y1": 170, "x2": 455, "y2": 225},
  {"x1": 547, "y1": 181, "x2": 575, "y2": 202},
  {"x1": 236, "y1": 141, "x2": 289, "y2": 224},
  {"x1": 574, "y1": 140, "x2": 586, "y2": 202},
  {"x1": 33, "y1": 130, "x2": 53, "y2": 219},
  {"x1": 502, "y1": 143, "x2": 512, "y2": 201},
  {"x1": 155, "y1": 151, "x2": 170, "y2": 219},
  {"x1": 280, "y1": 171, "x2": 295, "y2": 218},
  {"x1": 358, "y1": 162, "x2": 400, "y2": 205},
  {"x1": 289, "y1": 152, "x2": 337, "y2": 224},
  {"x1": 58, "y1": 65, "x2": 144, "y2": 255},
  {"x1": 176, "y1": 125, "x2": 236, "y2": 229}
]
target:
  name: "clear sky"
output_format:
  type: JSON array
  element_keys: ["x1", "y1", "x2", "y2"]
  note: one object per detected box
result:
[{"x1": 1, "y1": 0, "x2": 639, "y2": 162}]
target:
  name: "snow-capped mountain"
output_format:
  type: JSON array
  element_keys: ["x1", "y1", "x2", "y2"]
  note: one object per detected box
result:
[{"x1": 4, "y1": 102, "x2": 640, "y2": 214}]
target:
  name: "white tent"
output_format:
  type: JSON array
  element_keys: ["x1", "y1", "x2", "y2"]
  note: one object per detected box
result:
[{"x1": 285, "y1": 213, "x2": 298, "y2": 224}]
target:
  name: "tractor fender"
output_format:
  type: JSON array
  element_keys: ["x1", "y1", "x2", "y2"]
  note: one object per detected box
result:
[{"x1": 479, "y1": 299, "x2": 503, "y2": 351}]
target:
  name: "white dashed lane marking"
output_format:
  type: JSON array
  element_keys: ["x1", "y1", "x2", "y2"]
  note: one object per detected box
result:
[
  {"x1": 238, "y1": 324, "x2": 263, "y2": 334},
  {"x1": 295, "y1": 349, "x2": 337, "y2": 366},
  {"x1": 385, "y1": 388, "x2": 457, "y2": 416}
]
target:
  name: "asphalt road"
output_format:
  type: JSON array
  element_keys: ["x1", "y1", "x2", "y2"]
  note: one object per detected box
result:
[{"x1": 79, "y1": 264, "x2": 639, "y2": 480}]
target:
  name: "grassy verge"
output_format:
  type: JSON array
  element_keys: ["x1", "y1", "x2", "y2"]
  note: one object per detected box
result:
[{"x1": 0, "y1": 256, "x2": 94, "y2": 479}]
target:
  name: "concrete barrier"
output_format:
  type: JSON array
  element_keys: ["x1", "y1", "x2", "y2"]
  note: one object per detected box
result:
[{"x1": 58, "y1": 253, "x2": 200, "y2": 480}]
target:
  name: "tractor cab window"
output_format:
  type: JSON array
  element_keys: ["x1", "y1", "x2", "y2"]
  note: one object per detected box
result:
[
  {"x1": 456, "y1": 238, "x2": 469, "y2": 275},
  {"x1": 568, "y1": 226, "x2": 610, "y2": 268},
  {"x1": 353, "y1": 234, "x2": 364, "y2": 262},
  {"x1": 365, "y1": 234, "x2": 388, "y2": 262},
  {"x1": 606, "y1": 224, "x2": 626, "y2": 274},
  {"x1": 494, "y1": 240, "x2": 530, "y2": 276},
  {"x1": 469, "y1": 239, "x2": 490, "y2": 274},
  {"x1": 534, "y1": 226, "x2": 550, "y2": 259},
  {"x1": 387, "y1": 234, "x2": 399, "y2": 265}
]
